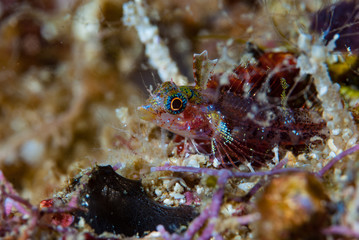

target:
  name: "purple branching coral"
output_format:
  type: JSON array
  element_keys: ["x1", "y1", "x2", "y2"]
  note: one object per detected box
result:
[
  {"x1": 322, "y1": 225, "x2": 359, "y2": 239},
  {"x1": 152, "y1": 143, "x2": 359, "y2": 240},
  {"x1": 0, "y1": 170, "x2": 82, "y2": 238}
]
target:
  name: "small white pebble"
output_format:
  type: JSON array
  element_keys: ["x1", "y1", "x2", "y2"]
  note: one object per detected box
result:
[
  {"x1": 163, "y1": 199, "x2": 173, "y2": 205},
  {"x1": 348, "y1": 137, "x2": 358, "y2": 147},
  {"x1": 237, "y1": 182, "x2": 256, "y2": 192},
  {"x1": 173, "y1": 183, "x2": 184, "y2": 193},
  {"x1": 155, "y1": 189, "x2": 162, "y2": 197},
  {"x1": 196, "y1": 186, "x2": 204, "y2": 195},
  {"x1": 183, "y1": 154, "x2": 206, "y2": 168},
  {"x1": 41, "y1": 22, "x2": 58, "y2": 40},
  {"x1": 26, "y1": 79, "x2": 43, "y2": 94},
  {"x1": 169, "y1": 192, "x2": 185, "y2": 199},
  {"x1": 309, "y1": 153, "x2": 319, "y2": 160},
  {"x1": 329, "y1": 151, "x2": 337, "y2": 158},
  {"x1": 221, "y1": 204, "x2": 236, "y2": 216},
  {"x1": 331, "y1": 129, "x2": 341, "y2": 135},
  {"x1": 163, "y1": 180, "x2": 171, "y2": 189},
  {"x1": 185, "y1": 158, "x2": 200, "y2": 168},
  {"x1": 327, "y1": 139, "x2": 338, "y2": 152},
  {"x1": 146, "y1": 231, "x2": 162, "y2": 237},
  {"x1": 77, "y1": 217, "x2": 85, "y2": 228},
  {"x1": 213, "y1": 158, "x2": 221, "y2": 168},
  {"x1": 297, "y1": 153, "x2": 307, "y2": 161}
]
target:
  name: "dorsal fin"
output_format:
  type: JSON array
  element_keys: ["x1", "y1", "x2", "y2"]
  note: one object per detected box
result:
[{"x1": 193, "y1": 51, "x2": 218, "y2": 89}]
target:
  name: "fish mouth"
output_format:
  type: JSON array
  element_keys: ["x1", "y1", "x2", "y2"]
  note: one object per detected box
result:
[{"x1": 137, "y1": 105, "x2": 157, "y2": 121}]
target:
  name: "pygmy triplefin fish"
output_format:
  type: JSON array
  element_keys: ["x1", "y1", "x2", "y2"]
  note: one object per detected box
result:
[{"x1": 139, "y1": 48, "x2": 328, "y2": 168}]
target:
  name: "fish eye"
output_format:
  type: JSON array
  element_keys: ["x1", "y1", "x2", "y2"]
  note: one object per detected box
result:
[
  {"x1": 165, "y1": 93, "x2": 187, "y2": 114},
  {"x1": 171, "y1": 97, "x2": 183, "y2": 111}
]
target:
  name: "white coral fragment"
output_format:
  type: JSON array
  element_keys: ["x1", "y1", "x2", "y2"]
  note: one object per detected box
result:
[
  {"x1": 123, "y1": 0, "x2": 188, "y2": 85},
  {"x1": 297, "y1": 32, "x2": 358, "y2": 151}
]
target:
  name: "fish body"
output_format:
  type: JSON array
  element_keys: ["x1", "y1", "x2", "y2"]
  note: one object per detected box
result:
[{"x1": 139, "y1": 50, "x2": 327, "y2": 167}]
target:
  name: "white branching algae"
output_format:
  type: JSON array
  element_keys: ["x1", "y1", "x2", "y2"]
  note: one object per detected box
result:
[{"x1": 122, "y1": 0, "x2": 188, "y2": 85}]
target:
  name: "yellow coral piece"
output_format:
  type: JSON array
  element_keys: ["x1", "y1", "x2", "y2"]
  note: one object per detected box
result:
[
  {"x1": 340, "y1": 86, "x2": 359, "y2": 99},
  {"x1": 328, "y1": 55, "x2": 359, "y2": 78}
]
